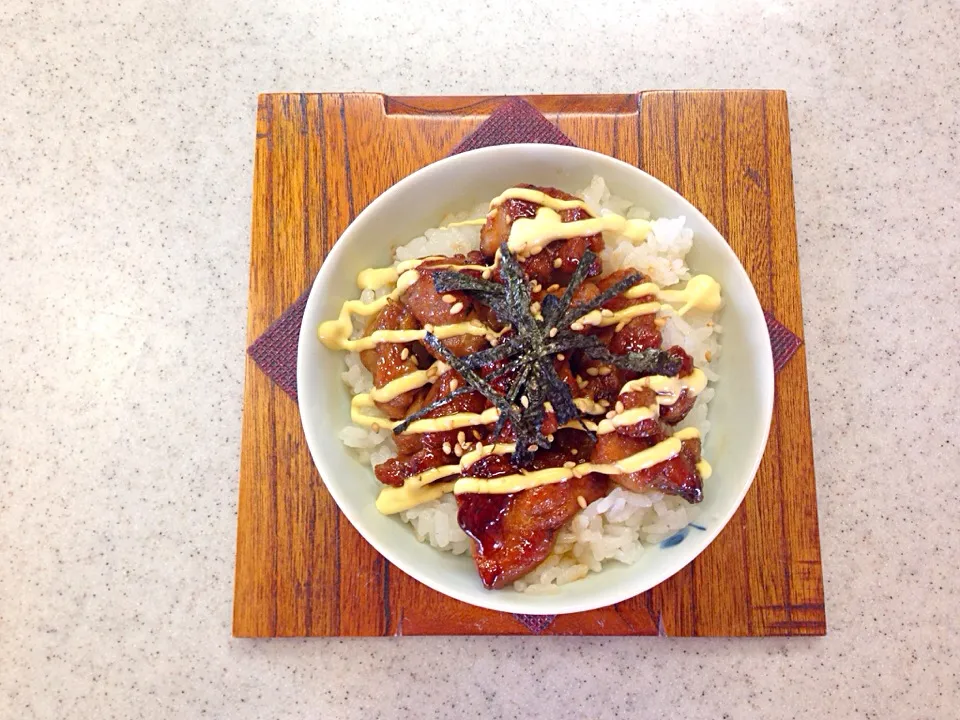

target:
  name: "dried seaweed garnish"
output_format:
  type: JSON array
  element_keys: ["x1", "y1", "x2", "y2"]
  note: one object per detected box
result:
[
  {"x1": 420, "y1": 333, "x2": 524, "y2": 433},
  {"x1": 390, "y1": 384, "x2": 475, "y2": 434},
  {"x1": 560, "y1": 271, "x2": 644, "y2": 327},
  {"x1": 585, "y1": 345, "x2": 681, "y2": 377},
  {"x1": 459, "y1": 339, "x2": 516, "y2": 370},
  {"x1": 391, "y1": 361, "x2": 513, "y2": 435},
  {"x1": 420, "y1": 243, "x2": 676, "y2": 464},
  {"x1": 432, "y1": 270, "x2": 504, "y2": 297}
]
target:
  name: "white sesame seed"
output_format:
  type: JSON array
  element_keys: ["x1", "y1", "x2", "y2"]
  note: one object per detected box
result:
[
  {"x1": 606, "y1": 410, "x2": 616, "y2": 419},
  {"x1": 454, "y1": 444, "x2": 464, "y2": 457},
  {"x1": 549, "y1": 327, "x2": 558, "y2": 338},
  {"x1": 410, "y1": 355, "x2": 419, "y2": 367},
  {"x1": 400, "y1": 347, "x2": 410, "y2": 360},
  {"x1": 586, "y1": 367, "x2": 599, "y2": 377},
  {"x1": 371, "y1": 422, "x2": 381, "y2": 433},
  {"x1": 553, "y1": 257, "x2": 563, "y2": 268},
  {"x1": 547, "y1": 434, "x2": 555, "y2": 442},
  {"x1": 472, "y1": 429, "x2": 482, "y2": 439},
  {"x1": 600, "y1": 400, "x2": 611, "y2": 408},
  {"x1": 441, "y1": 294, "x2": 456, "y2": 304},
  {"x1": 457, "y1": 431, "x2": 466, "y2": 444},
  {"x1": 527, "y1": 444, "x2": 538, "y2": 452},
  {"x1": 557, "y1": 353, "x2": 565, "y2": 361},
  {"x1": 442, "y1": 442, "x2": 452, "y2": 454},
  {"x1": 564, "y1": 461, "x2": 576, "y2": 469},
  {"x1": 547, "y1": 284, "x2": 560, "y2": 292},
  {"x1": 520, "y1": 396, "x2": 530, "y2": 408},
  {"x1": 577, "y1": 495, "x2": 587, "y2": 508},
  {"x1": 571, "y1": 322, "x2": 584, "y2": 331},
  {"x1": 482, "y1": 269, "x2": 492, "y2": 280},
  {"x1": 615, "y1": 401, "x2": 625, "y2": 414},
  {"x1": 571, "y1": 448, "x2": 579, "y2": 456},
  {"x1": 705, "y1": 350, "x2": 713, "y2": 361},
  {"x1": 449, "y1": 379, "x2": 459, "y2": 391},
  {"x1": 598, "y1": 367, "x2": 612, "y2": 376},
  {"x1": 450, "y1": 301, "x2": 464, "y2": 315}
]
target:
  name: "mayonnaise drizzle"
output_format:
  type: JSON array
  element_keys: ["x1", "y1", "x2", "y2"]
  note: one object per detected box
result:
[
  {"x1": 350, "y1": 394, "x2": 610, "y2": 434},
  {"x1": 508, "y1": 207, "x2": 652, "y2": 257},
  {"x1": 658, "y1": 275, "x2": 722, "y2": 316},
  {"x1": 376, "y1": 428, "x2": 703, "y2": 514},
  {"x1": 352, "y1": 395, "x2": 502, "y2": 434},
  {"x1": 595, "y1": 369, "x2": 708, "y2": 435},
  {"x1": 455, "y1": 427, "x2": 701, "y2": 496},
  {"x1": 367, "y1": 361, "x2": 449, "y2": 403},
  {"x1": 376, "y1": 442, "x2": 515, "y2": 514},
  {"x1": 489, "y1": 187, "x2": 594, "y2": 212}
]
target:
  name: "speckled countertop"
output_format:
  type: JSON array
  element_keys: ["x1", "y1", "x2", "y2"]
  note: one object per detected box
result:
[{"x1": 1, "y1": 1, "x2": 958, "y2": 718}]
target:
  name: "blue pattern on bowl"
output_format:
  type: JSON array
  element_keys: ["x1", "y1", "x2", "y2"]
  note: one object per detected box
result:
[{"x1": 659, "y1": 523, "x2": 707, "y2": 549}]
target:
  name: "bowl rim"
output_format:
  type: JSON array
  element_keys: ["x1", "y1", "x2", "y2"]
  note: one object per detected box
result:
[{"x1": 297, "y1": 143, "x2": 774, "y2": 614}]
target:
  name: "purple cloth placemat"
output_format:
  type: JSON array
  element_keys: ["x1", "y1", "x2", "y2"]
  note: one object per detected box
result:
[{"x1": 245, "y1": 97, "x2": 803, "y2": 635}]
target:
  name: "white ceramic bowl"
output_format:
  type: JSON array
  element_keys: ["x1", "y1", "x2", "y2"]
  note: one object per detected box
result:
[{"x1": 298, "y1": 144, "x2": 773, "y2": 615}]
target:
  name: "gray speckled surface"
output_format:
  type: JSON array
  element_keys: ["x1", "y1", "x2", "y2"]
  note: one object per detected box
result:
[{"x1": 1, "y1": 0, "x2": 958, "y2": 717}]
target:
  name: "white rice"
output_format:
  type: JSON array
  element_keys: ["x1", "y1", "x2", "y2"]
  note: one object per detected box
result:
[{"x1": 335, "y1": 177, "x2": 722, "y2": 593}]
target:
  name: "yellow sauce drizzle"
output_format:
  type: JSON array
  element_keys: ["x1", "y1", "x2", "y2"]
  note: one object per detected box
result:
[
  {"x1": 453, "y1": 428, "x2": 701, "y2": 496},
  {"x1": 445, "y1": 218, "x2": 487, "y2": 227},
  {"x1": 574, "y1": 301, "x2": 662, "y2": 328},
  {"x1": 377, "y1": 480, "x2": 458, "y2": 515},
  {"x1": 326, "y1": 319, "x2": 493, "y2": 353},
  {"x1": 619, "y1": 369, "x2": 708, "y2": 403},
  {"x1": 317, "y1": 269, "x2": 419, "y2": 349},
  {"x1": 489, "y1": 187, "x2": 594, "y2": 212},
  {"x1": 350, "y1": 395, "x2": 612, "y2": 434},
  {"x1": 595, "y1": 370, "x2": 708, "y2": 434},
  {"x1": 595, "y1": 404, "x2": 659, "y2": 435},
  {"x1": 658, "y1": 275, "x2": 722, "y2": 315},
  {"x1": 377, "y1": 442, "x2": 516, "y2": 515},
  {"x1": 508, "y1": 207, "x2": 652, "y2": 258},
  {"x1": 366, "y1": 362, "x2": 449, "y2": 403},
  {"x1": 351, "y1": 396, "x2": 502, "y2": 434},
  {"x1": 376, "y1": 429, "x2": 703, "y2": 514},
  {"x1": 459, "y1": 442, "x2": 517, "y2": 469}
]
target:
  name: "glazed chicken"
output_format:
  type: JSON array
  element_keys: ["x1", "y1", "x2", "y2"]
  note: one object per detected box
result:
[
  {"x1": 359, "y1": 300, "x2": 422, "y2": 420},
  {"x1": 480, "y1": 184, "x2": 604, "y2": 282},
  {"x1": 456, "y1": 431, "x2": 608, "y2": 588},
  {"x1": 347, "y1": 182, "x2": 716, "y2": 590}
]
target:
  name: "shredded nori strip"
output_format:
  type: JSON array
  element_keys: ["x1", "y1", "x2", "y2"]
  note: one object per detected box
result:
[
  {"x1": 432, "y1": 270, "x2": 504, "y2": 297},
  {"x1": 391, "y1": 361, "x2": 514, "y2": 435},
  {"x1": 561, "y1": 271, "x2": 645, "y2": 328},
  {"x1": 585, "y1": 345, "x2": 681, "y2": 377},
  {"x1": 420, "y1": 333, "x2": 523, "y2": 429},
  {"x1": 417, "y1": 242, "x2": 677, "y2": 462}
]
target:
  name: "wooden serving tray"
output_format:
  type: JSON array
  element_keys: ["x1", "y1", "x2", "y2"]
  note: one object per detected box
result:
[{"x1": 233, "y1": 92, "x2": 825, "y2": 637}]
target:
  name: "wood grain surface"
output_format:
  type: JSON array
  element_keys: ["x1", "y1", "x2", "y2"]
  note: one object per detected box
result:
[{"x1": 233, "y1": 91, "x2": 825, "y2": 637}]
